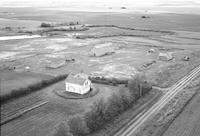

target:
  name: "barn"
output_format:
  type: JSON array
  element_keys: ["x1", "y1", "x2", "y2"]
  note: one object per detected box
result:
[
  {"x1": 89, "y1": 43, "x2": 115, "y2": 57},
  {"x1": 65, "y1": 74, "x2": 91, "y2": 95}
]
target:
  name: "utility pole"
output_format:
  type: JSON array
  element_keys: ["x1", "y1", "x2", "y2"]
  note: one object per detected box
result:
[{"x1": 139, "y1": 83, "x2": 142, "y2": 97}]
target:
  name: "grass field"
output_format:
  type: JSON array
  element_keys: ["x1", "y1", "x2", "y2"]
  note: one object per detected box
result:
[
  {"x1": 1, "y1": 7, "x2": 200, "y2": 32},
  {"x1": 0, "y1": 71, "x2": 53, "y2": 95},
  {"x1": 0, "y1": 7, "x2": 200, "y2": 136}
]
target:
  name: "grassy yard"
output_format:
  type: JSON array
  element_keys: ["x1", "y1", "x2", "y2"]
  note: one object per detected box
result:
[{"x1": 1, "y1": 81, "x2": 121, "y2": 136}]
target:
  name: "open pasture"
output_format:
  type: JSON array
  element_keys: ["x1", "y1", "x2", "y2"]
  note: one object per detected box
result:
[{"x1": 0, "y1": 7, "x2": 200, "y2": 136}]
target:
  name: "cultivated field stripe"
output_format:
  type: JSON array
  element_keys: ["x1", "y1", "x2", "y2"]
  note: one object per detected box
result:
[
  {"x1": 114, "y1": 65, "x2": 200, "y2": 136},
  {"x1": 1, "y1": 101, "x2": 48, "y2": 125},
  {"x1": 124, "y1": 66, "x2": 200, "y2": 136}
]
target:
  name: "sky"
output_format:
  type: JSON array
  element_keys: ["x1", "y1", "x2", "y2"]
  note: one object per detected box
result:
[
  {"x1": 1, "y1": 0, "x2": 200, "y2": 7},
  {"x1": 0, "y1": 0, "x2": 200, "y2": 14}
]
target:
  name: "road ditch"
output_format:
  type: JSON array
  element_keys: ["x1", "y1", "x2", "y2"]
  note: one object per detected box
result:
[{"x1": 135, "y1": 76, "x2": 200, "y2": 136}]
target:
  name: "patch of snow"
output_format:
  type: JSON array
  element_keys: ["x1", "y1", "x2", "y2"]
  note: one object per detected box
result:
[
  {"x1": 0, "y1": 35, "x2": 41, "y2": 41},
  {"x1": 0, "y1": 51, "x2": 18, "y2": 60}
]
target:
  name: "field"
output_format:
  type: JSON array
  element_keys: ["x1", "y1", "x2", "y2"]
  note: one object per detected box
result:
[
  {"x1": 0, "y1": 71, "x2": 53, "y2": 95},
  {"x1": 163, "y1": 78, "x2": 200, "y2": 136},
  {"x1": 0, "y1": 7, "x2": 200, "y2": 136}
]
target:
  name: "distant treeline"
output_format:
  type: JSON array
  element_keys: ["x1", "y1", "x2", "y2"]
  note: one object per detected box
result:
[
  {"x1": 0, "y1": 74, "x2": 68, "y2": 104},
  {"x1": 40, "y1": 21, "x2": 80, "y2": 28}
]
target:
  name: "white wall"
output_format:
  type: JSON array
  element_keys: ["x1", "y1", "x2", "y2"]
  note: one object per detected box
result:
[
  {"x1": 65, "y1": 79, "x2": 91, "y2": 95},
  {"x1": 65, "y1": 83, "x2": 82, "y2": 94},
  {"x1": 65, "y1": 82, "x2": 91, "y2": 95}
]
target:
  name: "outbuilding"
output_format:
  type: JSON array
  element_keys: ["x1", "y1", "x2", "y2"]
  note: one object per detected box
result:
[
  {"x1": 65, "y1": 74, "x2": 91, "y2": 95},
  {"x1": 148, "y1": 48, "x2": 155, "y2": 53},
  {"x1": 158, "y1": 53, "x2": 173, "y2": 61},
  {"x1": 183, "y1": 56, "x2": 189, "y2": 61},
  {"x1": 89, "y1": 43, "x2": 115, "y2": 57}
]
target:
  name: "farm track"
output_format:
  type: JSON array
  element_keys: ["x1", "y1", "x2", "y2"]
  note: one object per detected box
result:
[
  {"x1": 1, "y1": 93, "x2": 44, "y2": 119},
  {"x1": 114, "y1": 65, "x2": 200, "y2": 136},
  {"x1": 88, "y1": 25, "x2": 175, "y2": 34},
  {"x1": 1, "y1": 99, "x2": 43, "y2": 119},
  {"x1": 77, "y1": 34, "x2": 150, "y2": 39},
  {"x1": 1, "y1": 102, "x2": 64, "y2": 136},
  {"x1": 0, "y1": 101, "x2": 48, "y2": 125},
  {"x1": 77, "y1": 24, "x2": 176, "y2": 39}
]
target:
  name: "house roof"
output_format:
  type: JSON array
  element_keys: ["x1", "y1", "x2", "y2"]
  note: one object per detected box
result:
[
  {"x1": 65, "y1": 74, "x2": 87, "y2": 85},
  {"x1": 94, "y1": 43, "x2": 112, "y2": 49}
]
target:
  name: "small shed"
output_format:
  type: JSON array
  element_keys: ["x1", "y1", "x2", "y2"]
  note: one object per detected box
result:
[
  {"x1": 65, "y1": 74, "x2": 91, "y2": 95},
  {"x1": 183, "y1": 56, "x2": 189, "y2": 61},
  {"x1": 158, "y1": 53, "x2": 173, "y2": 61},
  {"x1": 25, "y1": 66, "x2": 30, "y2": 71},
  {"x1": 148, "y1": 49, "x2": 155, "y2": 53}
]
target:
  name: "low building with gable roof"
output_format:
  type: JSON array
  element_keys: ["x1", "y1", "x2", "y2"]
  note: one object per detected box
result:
[{"x1": 65, "y1": 74, "x2": 91, "y2": 95}]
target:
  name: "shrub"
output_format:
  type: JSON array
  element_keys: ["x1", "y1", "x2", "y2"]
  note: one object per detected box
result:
[
  {"x1": 141, "y1": 15, "x2": 146, "y2": 18},
  {"x1": 105, "y1": 93, "x2": 124, "y2": 120},
  {"x1": 41, "y1": 22, "x2": 51, "y2": 27},
  {"x1": 128, "y1": 73, "x2": 152, "y2": 102},
  {"x1": 118, "y1": 88, "x2": 132, "y2": 109},
  {"x1": 128, "y1": 79, "x2": 140, "y2": 100},
  {"x1": 5, "y1": 26, "x2": 12, "y2": 30},
  {"x1": 141, "y1": 15, "x2": 150, "y2": 18},
  {"x1": 68, "y1": 115, "x2": 89, "y2": 136},
  {"x1": 53, "y1": 122, "x2": 73, "y2": 136},
  {"x1": 89, "y1": 76, "x2": 128, "y2": 86},
  {"x1": 121, "y1": 7, "x2": 126, "y2": 9},
  {"x1": 69, "y1": 22, "x2": 75, "y2": 25},
  {"x1": 84, "y1": 99, "x2": 107, "y2": 132},
  {"x1": 84, "y1": 90, "x2": 131, "y2": 133},
  {"x1": 128, "y1": 73, "x2": 145, "y2": 98},
  {"x1": 141, "y1": 81, "x2": 152, "y2": 95},
  {"x1": 81, "y1": 73, "x2": 152, "y2": 134}
]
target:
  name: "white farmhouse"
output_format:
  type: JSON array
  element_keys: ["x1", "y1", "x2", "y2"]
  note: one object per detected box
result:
[{"x1": 65, "y1": 74, "x2": 91, "y2": 95}]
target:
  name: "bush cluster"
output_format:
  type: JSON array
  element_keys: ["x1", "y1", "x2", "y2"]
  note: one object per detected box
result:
[
  {"x1": 41, "y1": 21, "x2": 79, "y2": 28},
  {"x1": 40, "y1": 22, "x2": 52, "y2": 27},
  {"x1": 0, "y1": 74, "x2": 68, "y2": 104},
  {"x1": 65, "y1": 73, "x2": 152, "y2": 136},
  {"x1": 54, "y1": 122, "x2": 73, "y2": 136},
  {"x1": 68, "y1": 115, "x2": 89, "y2": 136},
  {"x1": 84, "y1": 92, "x2": 132, "y2": 133},
  {"x1": 89, "y1": 76, "x2": 128, "y2": 86}
]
